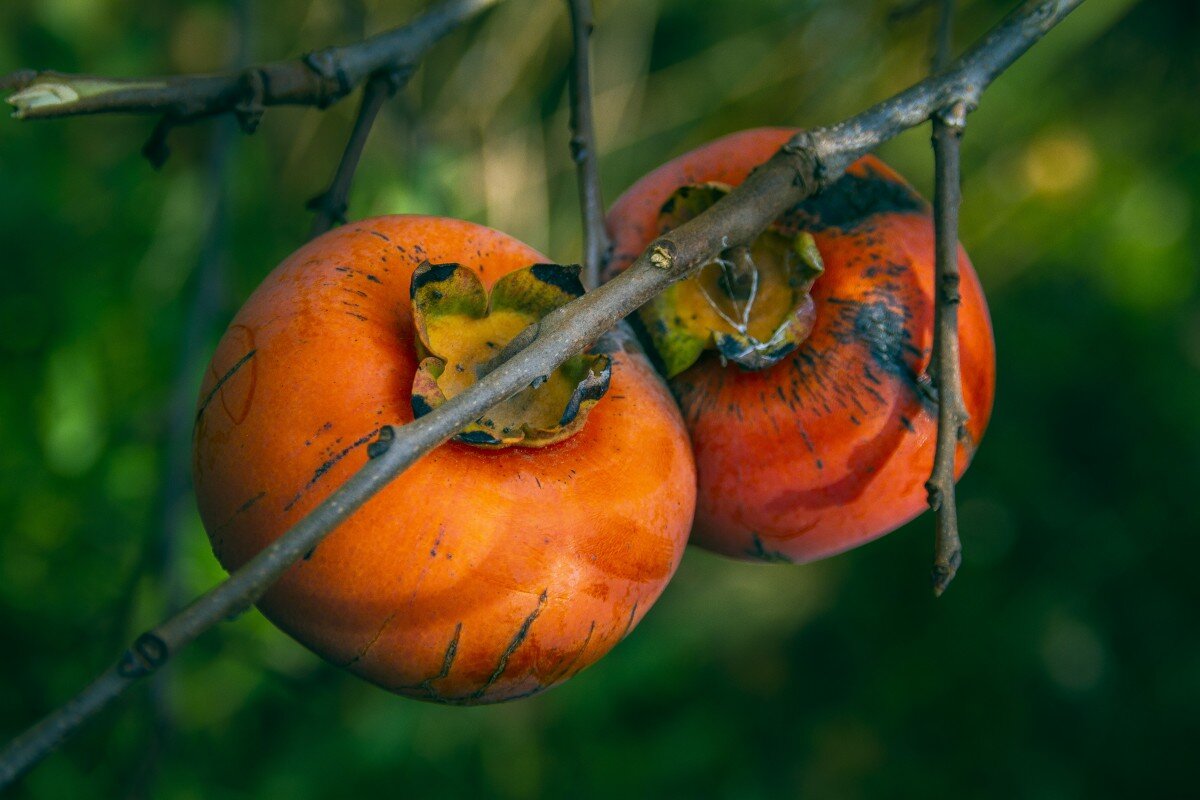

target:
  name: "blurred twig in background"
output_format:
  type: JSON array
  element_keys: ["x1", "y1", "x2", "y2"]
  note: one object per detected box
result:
[{"x1": 131, "y1": 6, "x2": 251, "y2": 795}]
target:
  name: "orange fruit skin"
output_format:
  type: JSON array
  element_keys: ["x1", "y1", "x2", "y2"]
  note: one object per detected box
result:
[
  {"x1": 193, "y1": 216, "x2": 696, "y2": 703},
  {"x1": 605, "y1": 128, "x2": 995, "y2": 563}
]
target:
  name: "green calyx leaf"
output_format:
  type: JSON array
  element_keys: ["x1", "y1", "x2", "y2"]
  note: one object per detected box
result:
[
  {"x1": 409, "y1": 261, "x2": 612, "y2": 448},
  {"x1": 636, "y1": 183, "x2": 825, "y2": 378}
]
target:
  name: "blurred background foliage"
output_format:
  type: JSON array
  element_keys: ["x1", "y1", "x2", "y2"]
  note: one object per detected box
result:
[{"x1": 1, "y1": 0, "x2": 1197, "y2": 797}]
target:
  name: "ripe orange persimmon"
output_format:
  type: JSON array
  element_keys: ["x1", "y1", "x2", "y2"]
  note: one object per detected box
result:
[
  {"x1": 606, "y1": 128, "x2": 995, "y2": 563},
  {"x1": 192, "y1": 216, "x2": 696, "y2": 703}
]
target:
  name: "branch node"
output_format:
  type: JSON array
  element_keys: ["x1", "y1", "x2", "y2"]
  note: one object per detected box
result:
[
  {"x1": 305, "y1": 192, "x2": 348, "y2": 226},
  {"x1": 142, "y1": 116, "x2": 177, "y2": 170},
  {"x1": 234, "y1": 69, "x2": 268, "y2": 133},
  {"x1": 383, "y1": 64, "x2": 415, "y2": 94},
  {"x1": 569, "y1": 135, "x2": 587, "y2": 165},
  {"x1": 925, "y1": 479, "x2": 943, "y2": 511},
  {"x1": 367, "y1": 426, "x2": 396, "y2": 459},
  {"x1": 781, "y1": 132, "x2": 825, "y2": 191},
  {"x1": 931, "y1": 547, "x2": 962, "y2": 597},
  {"x1": 115, "y1": 633, "x2": 169, "y2": 679},
  {"x1": 649, "y1": 240, "x2": 676, "y2": 270},
  {"x1": 302, "y1": 49, "x2": 353, "y2": 109},
  {"x1": 938, "y1": 270, "x2": 962, "y2": 304},
  {"x1": 937, "y1": 99, "x2": 970, "y2": 131}
]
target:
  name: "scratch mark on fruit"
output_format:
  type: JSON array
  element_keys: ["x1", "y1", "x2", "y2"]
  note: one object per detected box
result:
[
  {"x1": 283, "y1": 428, "x2": 379, "y2": 511},
  {"x1": 551, "y1": 621, "x2": 595, "y2": 683},
  {"x1": 619, "y1": 601, "x2": 639, "y2": 640},
  {"x1": 471, "y1": 589, "x2": 548, "y2": 700},
  {"x1": 345, "y1": 608, "x2": 401, "y2": 667},
  {"x1": 424, "y1": 623, "x2": 462, "y2": 689},
  {"x1": 396, "y1": 622, "x2": 463, "y2": 698},
  {"x1": 209, "y1": 490, "x2": 266, "y2": 555},
  {"x1": 194, "y1": 348, "x2": 257, "y2": 427},
  {"x1": 748, "y1": 532, "x2": 795, "y2": 562}
]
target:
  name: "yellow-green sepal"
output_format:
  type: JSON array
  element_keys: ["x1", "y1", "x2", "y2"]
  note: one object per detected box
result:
[
  {"x1": 409, "y1": 261, "x2": 611, "y2": 448},
  {"x1": 637, "y1": 183, "x2": 825, "y2": 378}
]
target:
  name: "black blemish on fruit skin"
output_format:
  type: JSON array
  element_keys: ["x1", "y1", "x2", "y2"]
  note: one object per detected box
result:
[
  {"x1": 283, "y1": 428, "x2": 380, "y2": 511},
  {"x1": 816, "y1": 293, "x2": 933, "y2": 416},
  {"x1": 410, "y1": 262, "x2": 460, "y2": 298},
  {"x1": 530, "y1": 263, "x2": 585, "y2": 297},
  {"x1": 783, "y1": 165, "x2": 926, "y2": 231},
  {"x1": 854, "y1": 301, "x2": 912, "y2": 378},
  {"x1": 825, "y1": 296, "x2": 917, "y2": 383},
  {"x1": 747, "y1": 533, "x2": 794, "y2": 563}
]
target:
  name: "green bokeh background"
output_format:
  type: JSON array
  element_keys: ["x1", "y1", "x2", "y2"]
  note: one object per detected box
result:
[{"x1": 1, "y1": 0, "x2": 1196, "y2": 797}]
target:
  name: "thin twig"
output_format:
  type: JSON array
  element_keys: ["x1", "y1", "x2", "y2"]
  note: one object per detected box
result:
[
  {"x1": 141, "y1": 39, "x2": 246, "y2": 800},
  {"x1": 307, "y1": 68, "x2": 410, "y2": 239},
  {"x1": 932, "y1": 0, "x2": 956, "y2": 68},
  {"x1": 130, "y1": 113, "x2": 237, "y2": 797},
  {"x1": 0, "y1": 0, "x2": 1083, "y2": 788},
  {"x1": 2, "y1": 0, "x2": 500, "y2": 159},
  {"x1": 565, "y1": 0, "x2": 610, "y2": 289},
  {"x1": 925, "y1": 0, "x2": 971, "y2": 596}
]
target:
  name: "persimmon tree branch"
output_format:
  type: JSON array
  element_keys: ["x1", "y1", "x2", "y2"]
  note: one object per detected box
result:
[
  {"x1": 926, "y1": 0, "x2": 971, "y2": 596},
  {"x1": 565, "y1": 0, "x2": 610, "y2": 289},
  {"x1": 3, "y1": 0, "x2": 500, "y2": 167},
  {"x1": 307, "y1": 67, "x2": 409, "y2": 238},
  {"x1": 0, "y1": 0, "x2": 1082, "y2": 789}
]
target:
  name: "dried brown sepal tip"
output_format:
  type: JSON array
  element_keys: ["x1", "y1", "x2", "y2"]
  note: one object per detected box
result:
[
  {"x1": 409, "y1": 261, "x2": 611, "y2": 447},
  {"x1": 638, "y1": 183, "x2": 825, "y2": 378}
]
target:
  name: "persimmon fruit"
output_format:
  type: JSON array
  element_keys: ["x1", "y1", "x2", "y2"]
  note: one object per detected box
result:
[
  {"x1": 192, "y1": 216, "x2": 696, "y2": 703},
  {"x1": 605, "y1": 127, "x2": 996, "y2": 563}
]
